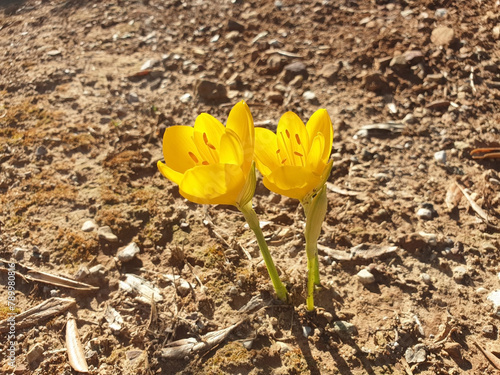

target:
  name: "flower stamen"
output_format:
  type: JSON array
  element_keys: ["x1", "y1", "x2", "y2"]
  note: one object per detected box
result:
[{"x1": 188, "y1": 152, "x2": 199, "y2": 163}]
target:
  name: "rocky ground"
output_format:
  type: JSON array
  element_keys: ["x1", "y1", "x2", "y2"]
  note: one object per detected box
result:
[{"x1": 1, "y1": 0, "x2": 500, "y2": 374}]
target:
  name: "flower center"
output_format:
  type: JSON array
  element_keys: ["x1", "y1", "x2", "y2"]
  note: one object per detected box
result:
[{"x1": 278, "y1": 131, "x2": 306, "y2": 167}]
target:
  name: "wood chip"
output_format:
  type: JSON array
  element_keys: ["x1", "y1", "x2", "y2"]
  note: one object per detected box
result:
[
  {"x1": 0, "y1": 297, "x2": 76, "y2": 333},
  {"x1": 66, "y1": 314, "x2": 89, "y2": 373}
]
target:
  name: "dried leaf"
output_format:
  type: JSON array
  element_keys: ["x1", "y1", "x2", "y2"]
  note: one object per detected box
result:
[
  {"x1": 66, "y1": 314, "x2": 89, "y2": 373},
  {"x1": 455, "y1": 182, "x2": 490, "y2": 223},
  {"x1": 161, "y1": 323, "x2": 240, "y2": 359},
  {"x1": 471, "y1": 148, "x2": 500, "y2": 160},
  {"x1": 0, "y1": 297, "x2": 76, "y2": 333},
  {"x1": 26, "y1": 270, "x2": 99, "y2": 291},
  {"x1": 119, "y1": 273, "x2": 163, "y2": 304},
  {"x1": 318, "y1": 243, "x2": 398, "y2": 261}
]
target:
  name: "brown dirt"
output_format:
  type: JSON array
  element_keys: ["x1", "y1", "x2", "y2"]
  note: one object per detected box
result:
[{"x1": 1, "y1": 0, "x2": 500, "y2": 374}]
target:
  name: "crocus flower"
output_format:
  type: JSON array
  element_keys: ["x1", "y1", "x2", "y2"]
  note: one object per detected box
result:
[
  {"x1": 157, "y1": 101, "x2": 254, "y2": 208},
  {"x1": 254, "y1": 109, "x2": 334, "y2": 311},
  {"x1": 157, "y1": 101, "x2": 288, "y2": 302},
  {"x1": 254, "y1": 109, "x2": 333, "y2": 202}
]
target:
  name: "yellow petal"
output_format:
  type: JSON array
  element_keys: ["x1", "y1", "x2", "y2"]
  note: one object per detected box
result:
[
  {"x1": 157, "y1": 160, "x2": 184, "y2": 185},
  {"x1": 193, "y1": 113, "x2": 225, "y2": 164},
  {"x1": 179, "y1": 164, "x2": 245, "y2": 205},
  {"x1": 219, "y1": 129, "x2": 244, "y2": 166},
  {"x1": 226, "y1": 100, "x2": 254, "y2": 153},
  {"x1": 264, "y1": 165, "x2": 320, "y2": 200},
  {"x1": 162, "y1": 125, "x2": 200, "y2": 173},
  {"x1": 305, "y1": 109, "x2": 333, "y2": 162},
  {"x1": 254, "y1": 127, "x2": 279, "y2": 176},
  {"x1": 306, "y1": 133, "x2": 326, "y2": 175},
  {"x1": 276, "y1": 112, "x2": 310, "y2": 166}
]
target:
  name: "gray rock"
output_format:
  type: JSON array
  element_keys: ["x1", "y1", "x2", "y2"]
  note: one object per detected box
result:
[
  {"x1": 319, "y1": 63, "x2": 341, "y2": 83},
  {"x1": 195, "y1": 79, "x2": 228, "y2": 102},
  {"x1": 357, "y1": 269, "x2": 375, "y2": 285},
  {"x1": 452, "y1": 266, "x2": 468, "y2": 283},
  {"x1": 127, "y1": 92, "x2": 139, "y2": 103},
  {"x1": 117, "y1": 242, "x2": 140, "y2": 262},
  {"x1": 332, "y1": 321, "x2": 357, "y2": 336},
  {"x1": 35, "y1": 145, "x2": 48, "y2": 157},
  {"x1": 284, "y1": 61, "x2": 308, "y2": 82},
  {"x1": 26, "y1": 343, "x2": 44, "y2": 364},
  {"x1": 74, "y1": 266, "x2": 90, "y2": 281},
  {"x1": 82, "y1": 220, "x2": 98, "y2": 232},
  {"x1": 12, "y1": 247, "x2": 26, "y2": 260},
  {"x1": 97, "y1": 226, "x2": 118, "y2": 242}
]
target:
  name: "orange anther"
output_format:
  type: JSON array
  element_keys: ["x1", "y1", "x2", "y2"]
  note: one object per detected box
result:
[
  {"x1": 276, "y1": 149, "x2": 281, "y2": 154},
  {"x1": 285, "y1": 129, "x2": 291, "y2": 138},
  {"x1": 188, "y1": 152, "x2": 199, "y2": 163},
  {"x1": 203, "y1": 132, "x2": 209, "y2": 144},
  {"x1": 207, "y1": 143, "x2": 216, "y2": 150},
  {"x1": 295, "y1": 134, "x2": 301, "y2": 145},
  {"x1": 202, "y1": 160, "x2": 209, "y2": 165},
  {"x1": 281, "y1": 158, "x2": 287, "y2": 164},
  {"x1": 294, "y1": 151, "x2": 303, "y2": 157}
]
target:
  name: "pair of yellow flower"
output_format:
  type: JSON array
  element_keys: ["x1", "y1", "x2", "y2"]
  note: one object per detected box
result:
[
  {"x1": 157, "y1": 101, "x2": 333, "y2": 310},
  {"x1": 157, "y1": 101, "x2": 333, "y2": 206}
]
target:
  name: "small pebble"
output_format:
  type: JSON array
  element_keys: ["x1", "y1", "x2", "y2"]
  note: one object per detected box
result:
[
  {"x1": 357, "y1": 269, "x2": 375, "y2": 285},
  {"x1": 128, "y1": 92, "x2": 139, "y2": 103},
  {"x1": 487, "y1": 290, "x2": 500, "y2": 316},
  {"x1": 302, "y1": 326, "x2": 312, "y2": 338},
  {"x1": 332, "y1": 321, "x2": 357, "y2": 336},
  {"x1": 97, "y1": 226, "x2": 118, "y2": 242},
  {"x1": 402, "y1": 113, "x2": 417, "y2": 124},
  {"x1": 420, "y1": 273, "x2": 432, "y2": 284},
  {"x1": 452, "y1": 266, "x2": 468, "y2": 283},
  {"x1": 117, "y1": 242, "x2": 140, "y2": 262},
  {"x1": 405, "y1": 344, "x2": 427, "y2": 364},
  {"x1": 179, "y1": 93, "x2": 192, "y2": 103},
  {"x1": 35, "y1": 145, "x2": 48, "y2": 157},
  {"x1": 12, "y1": 247, "x2": 26, "y2": 260},
  {"x1": 434, "y1": 150, "x2": 446, "y2": 164},
  {"x1": 26, "y1": 343, "x2": 44, "y2": 364},
  {"x1": 81, "y1": 220, "x2": 98, "y2": 232},
  {"x1": 302, "y1": 91, "x2": 317, "y2": 103},
  {"x1": 482, "y1": 324, "x2": 495, "y2": 336},
  {"x1": 416, "y1": 208, "x2": 433, "y2": 220}
]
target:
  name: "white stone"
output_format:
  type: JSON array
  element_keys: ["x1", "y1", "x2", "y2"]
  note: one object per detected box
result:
[
  {"x1": 357, "y1": 269, "x2": 375, "y2": 284},
  {"x1": 302, "y1": 91, "x2": 317, "y2": 102},
  {"x1": 82, "y1": 220, "x2": 98, "y2": 232},
  {"x1": 416, "y1": 208, "x2": 433, "y2": 220},
  {"x1": 434, "y1": 150, "x2": 446, "y2": 164},
  {"x1": 117, "y1": 242, "x2": 140, "y2": 262},
  {"x1": 179, "y1": 93, "x2": 192, "y2": 103},
  {"x1": 487, "y1": 290, "x2": 500, "y2": 316},
  {"x1": 97, "y1": 226, "x2": 118, "y2": 242}
]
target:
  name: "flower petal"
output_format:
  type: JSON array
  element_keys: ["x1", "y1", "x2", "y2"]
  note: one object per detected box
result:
[
  {"x1": 179, "y1": 164, "x2": 245, "y2": 205},
  {"x1": 193, "y1": 113, "x2": 225, "y2": 164},
  {"x1": 226, "y1": 101, "x2": 254, "y2": 158},
  {"x1": 276, "y1": 112, "x2": 310, "y2": 166},
  {"x1": 305, "y1": 109, "x2": 333, "y2": 162},
  {"x1": 306, "y1": 133, "x2": 326, "y2": 175},
  {"x1": 157, "y1": 160, "x2": 184, "y2": 185},
  {"x1": 264, "y1": 165, "x2": 321, "y2": 200},
  {"x1": 254, "y1": 127, "x2": 279, "y2": 176},
  {"x1": 219, "y1": 129, "x2": 244, "y2": 166},
  {"x1": 162, "y1": 125, "x2": 200, "y2": 173}
]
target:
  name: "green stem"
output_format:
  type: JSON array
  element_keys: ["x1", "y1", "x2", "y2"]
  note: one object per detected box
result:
[
  {"x1": 306, "y1": 253, "x2": 316, "y2": 311},
  {"x1": 239, "y1": 202, "x2": 288, "y2": 302}
]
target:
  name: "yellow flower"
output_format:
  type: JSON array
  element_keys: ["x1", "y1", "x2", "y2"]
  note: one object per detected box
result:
[
  {"x1": 157, "y1": 101, "x2": 254, "y2": 206},
  {"x1": 254, "y1": 109, "x2": 333, "y2": 201}
]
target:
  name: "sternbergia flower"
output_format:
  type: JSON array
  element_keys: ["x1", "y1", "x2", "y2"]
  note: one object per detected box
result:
[
  {"x1": 254, "y1": 109, "x2": 333, "y2": 310},
  {"x1": 157, "y1": 101, "x2": 287, "y2": 302}
]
